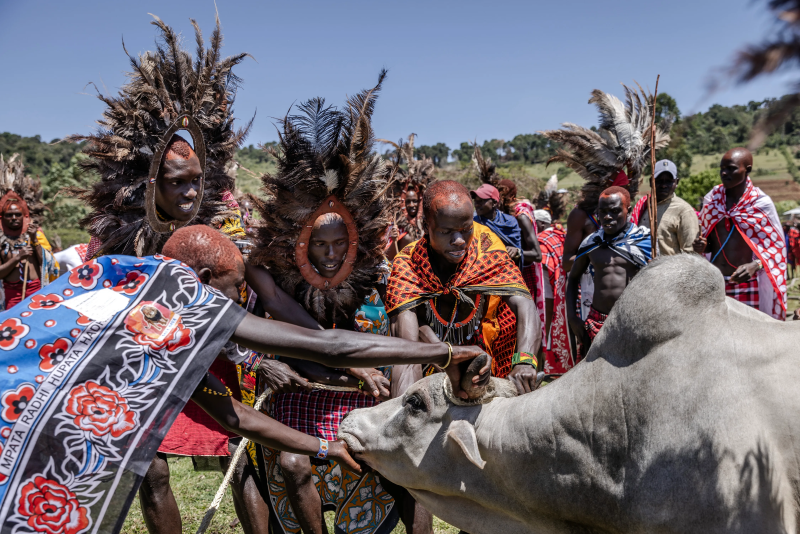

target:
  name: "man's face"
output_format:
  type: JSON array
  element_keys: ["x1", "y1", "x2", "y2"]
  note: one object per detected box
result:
[
  {"x1": 2, "y1": 204, "x2": 23, "y2": 231},
  {"x1": 535, "y1": 220, "x2": 549, "y2": 234},
  {"x1": 654, "y1": 171, "x2": 677, "y2": 202},
  {"x1": 308, "y1": 220, "x2": 349, "y2": 279},
  {"x1": 597, "y1": 194, "x2": 628, "y2": 236},
  {"x1": 425, "y1": 198, "x2": 474, "y2": 265},
  {"x1": 207, "y1": 259, "x2": 246, "y2": 305},
  {"x1": 472, "y1": 195, "x2": 495, "y2": 218},
  {"x1": 156, "y1": 155, "x2": 203, "y2": 221},
  {"x1": 720, "y1": 153, "x2": 750, "y2": 190},
  {"x1": 405, "y1": 190, "x2": 420, "y2": 218}
]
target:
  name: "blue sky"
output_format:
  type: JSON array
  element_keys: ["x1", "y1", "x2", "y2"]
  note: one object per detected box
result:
[{"x1": 0, "y1": 0, "x2": 795, "y2": 151}]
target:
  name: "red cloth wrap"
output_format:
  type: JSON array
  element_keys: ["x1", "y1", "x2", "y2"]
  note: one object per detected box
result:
[
  {"x1": 4, "y1": 279, "x2": 41, "y2": 309},
  {"x1": 158, "y1": 359, "x2": 242, "y2": 456}
]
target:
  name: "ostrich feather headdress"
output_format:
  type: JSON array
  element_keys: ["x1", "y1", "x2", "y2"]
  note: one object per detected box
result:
[
  {"x1": 541, "y1": 84, "x2": 670, "y2": 211},
  {"x1": 380, "y1": 134, "x2": 436, "y2": 197},
  {"x1": 535, "y1": 174, "x2": 567, "y2": 221},
  {"x1": 250, "y1": 71, "x2": 393, "y2": 325},
  {"x1": 472, "y1": 142, "x2": 500, "y2": 186},
  {"x1": 70, "y1": 14, "x2": 251, "y2": 257},
  {"x1": 0, "y1": 154, "x2": 45, "y2": 227}
]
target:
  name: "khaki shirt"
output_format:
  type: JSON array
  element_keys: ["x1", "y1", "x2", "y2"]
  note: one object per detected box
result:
[{"x1": 639, "y1": 194, "x2": 699, "y2": 255}]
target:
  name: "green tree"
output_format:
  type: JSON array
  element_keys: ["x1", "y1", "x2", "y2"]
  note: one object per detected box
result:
[
  {"x1": 655, "y1": 92, "x2": 681, "y2": 130},
  {"x1": 41, "y1": 154, "x2": 98, "y2": 230},
  {"x1": 675, "y1": 169, "x2": 720, "y2": 209},
  {"x1": 451, "y1": 142, "x2": 474, "y2": 164},
  {"x1": 415, "y1": 143, "x2": 450, "y2": 166}
]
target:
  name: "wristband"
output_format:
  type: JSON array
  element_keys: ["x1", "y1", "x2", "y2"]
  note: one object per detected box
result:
[
  {"x1": 755, "y1": 259, "x2": 763, "y2": 271},
  {"x1": 316, "y1": 438, "x2": 329, "y2": 459},
  {"x1": 357, "y1": 379, "x2": 365, "y2": 391},
  {"x1": 442, "y1": 342, "x2": 453, "y2": 369},
  {"x1": 511, "y1": 351, "x2": 537, "y2": 371}
]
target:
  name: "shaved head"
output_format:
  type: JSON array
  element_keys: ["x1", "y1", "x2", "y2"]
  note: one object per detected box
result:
[
  {"x1": 720, "y1": 147, "x2": 753, "y2": 191},
  {"x1": 165, "y1": 134, "x2": 196, "y2": 161},
  {"x1": 423, "y1": 180, "x2": 472, "y2": 217},
  {"x1": 723, "y1": 147, "x2": 753, "y2": 168}
]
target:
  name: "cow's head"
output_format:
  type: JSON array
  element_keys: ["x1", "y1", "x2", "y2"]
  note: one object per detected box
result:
[{"x1": 338, "y1": 361, "x2": 517, "y2": 491}]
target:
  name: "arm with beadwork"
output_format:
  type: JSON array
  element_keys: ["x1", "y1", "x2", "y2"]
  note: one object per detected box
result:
[{"x1": 504, "y1": 294, "x2": 542, "y2": 394}]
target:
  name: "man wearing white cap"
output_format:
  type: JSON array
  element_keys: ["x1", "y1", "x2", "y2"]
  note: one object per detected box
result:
[{"x1": 631, "y1": 159, "x2": 699, "y2": 255}]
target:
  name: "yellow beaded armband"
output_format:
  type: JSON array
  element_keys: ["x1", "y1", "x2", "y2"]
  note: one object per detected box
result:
[{"x1": 511, "y1": 352, "x2": 537, "y2": 371}]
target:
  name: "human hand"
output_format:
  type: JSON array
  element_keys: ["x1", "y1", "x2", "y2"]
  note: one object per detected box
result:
[
  {"x1": 348, "y1": 368, "x2": 390, "y2": 400},
  {"x1": 390, "y1": 225, "x2": 400, "y2": 241},
  {"x1": 692, "y1": 235, "x2": 707, "y2": 254},
  {"x1": 328, "y1": 440, "x2": 362, "y2": 474},
  {"x1": 508, "y1": 364, "x2": 539, "y2": 395},
  {"x1": 27, "y1": 224, "x2": 39, "y2": 241},
  {"x1": 18, "y1": 245, "x2": 34, "y2": 262},
  {"x1": 446, "y1": 347, "x2": 492, "y2": 400},
  {"x1": 506, "y1": 246, "x2": 521, "y2": 261},
  {"x1": 257, "y1": 359, "x2": 311, "y2": 394},
  {"x1": 729, "y1": 261, "x2": 759, "y2": 284}
]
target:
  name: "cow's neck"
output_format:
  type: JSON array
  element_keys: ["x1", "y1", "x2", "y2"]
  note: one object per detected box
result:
[{"x1": 471, "y1": 376, "x2": 625, "y2": 531}]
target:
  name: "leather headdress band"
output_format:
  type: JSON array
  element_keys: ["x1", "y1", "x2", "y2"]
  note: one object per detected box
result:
[
  {"x1": 145, "y1": 114, "x2": 207, "y2": 233},
  {"x1": 295, "y1": 195, "x2": 358, "y2": 290}
]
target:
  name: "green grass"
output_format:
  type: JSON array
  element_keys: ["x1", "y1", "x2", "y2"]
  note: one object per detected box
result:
[{"x1": 121, "y1": 457, "x2": 459, "y2": 534}]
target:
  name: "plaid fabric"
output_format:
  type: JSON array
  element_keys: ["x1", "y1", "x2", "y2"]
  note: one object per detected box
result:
[
  {"x1": 725, "y1": 276, "x2": 759, "y2": 309},
  {"x1": 584, "y1": 306, "x2": 608, "y2": 341},
  {"x1": 789, "y1": 227, "x2": 800, "y2": 266},
  {"x1": 386, "y1": 223, "x2": 529, "y2": 376},
  {"x1": 273, "y1": 390, "x2": 377, "y2": 441},
  {"x1": 540, "y1": 226, "x2": 565, "y2": 287}
]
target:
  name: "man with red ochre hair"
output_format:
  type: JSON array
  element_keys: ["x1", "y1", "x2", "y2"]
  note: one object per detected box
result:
[
  {"x1": 387, "y1": 180, "x2": 542, "y2": 396},
  {"x1": 566, "y1": 186, "x2": 652, "y2": 355},
  {"x1": 0, "y1": 193, "x2": 44, "y2": 309}
]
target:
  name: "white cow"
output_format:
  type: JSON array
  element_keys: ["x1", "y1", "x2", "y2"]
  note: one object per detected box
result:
[{"x1": 339, "y1": 254, "x2": 800, "y2": 533}]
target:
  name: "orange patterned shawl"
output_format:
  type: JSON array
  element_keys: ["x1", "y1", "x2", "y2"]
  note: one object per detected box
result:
[{"x1": 386, "y1": 223, "x2": 530, "y2": 377}]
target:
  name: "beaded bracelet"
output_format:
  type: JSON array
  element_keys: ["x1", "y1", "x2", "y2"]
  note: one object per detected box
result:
[
  {"x1": 202, "y1": 385, "x2": 233, "y2": 397},
  {"x1": 511, "y1": 351, "x2": 538, "y2": 371},
  {"x1": 316, "y1": 438, "x2": 329, "y2": 459}
]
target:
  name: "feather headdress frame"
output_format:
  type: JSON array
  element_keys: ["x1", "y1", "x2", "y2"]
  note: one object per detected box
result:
[
  {"x1": 541, "y1": 83, "x2": 670, "y2": 211},
  {"x1": 250, "y1": 71, "x2": 394, "y2": 325},
  {"x1": 69, "y1": 13, "x2": 251, "y2": 257},
  {"x1": 0, "y1": 153, "x2": 45, "y2": 231},
  {"x1": 472, "y1": 142, "x2": 500, "y2": 186}
]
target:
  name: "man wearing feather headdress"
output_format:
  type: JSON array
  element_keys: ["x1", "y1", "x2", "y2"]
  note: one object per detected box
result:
[
  {"x1": 382, "y1": 134, "x2": 436, "y2": 261},
  {"x1": 693, "y1": 148, "x2": 787, "y2": 319},
  {"x1": 67, "y1": 14, "x2": 301, "y2": 534},
  {"x1": 542, "y1": 84, "x2": 669, "y2": 329},
  {"x1": 246, "y1": 71, "x2": 422, "y2": 534},
  {"x1": 0, "y1": 154, "x2": 58, "y2": 310}
]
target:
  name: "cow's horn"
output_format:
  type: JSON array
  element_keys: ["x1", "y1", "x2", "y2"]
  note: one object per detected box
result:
[{"x1": 460, "y1": 353, "x2": 490, "y2": 401}]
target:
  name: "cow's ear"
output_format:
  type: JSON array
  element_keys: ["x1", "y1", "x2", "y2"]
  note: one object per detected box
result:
[{"x1": 447, "y1": 420, "x2": 486, "y2": 469}]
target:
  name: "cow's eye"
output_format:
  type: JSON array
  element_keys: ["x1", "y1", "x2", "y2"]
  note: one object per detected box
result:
[{"x1": 404, "y1": 393, "x2": 426, "y2": 412}]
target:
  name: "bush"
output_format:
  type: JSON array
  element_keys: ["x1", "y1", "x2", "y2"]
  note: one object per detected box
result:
[{"x1": 675, "y1": 169, "x2": 720, "y2": 209}]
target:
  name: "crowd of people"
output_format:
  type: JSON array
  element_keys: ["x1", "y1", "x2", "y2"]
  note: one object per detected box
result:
[{"x1": 0, "y1": 15, "x2": 791, "y2": 534}]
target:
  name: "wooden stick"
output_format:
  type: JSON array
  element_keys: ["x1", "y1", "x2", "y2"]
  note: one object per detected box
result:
[
  {"x1": 21, "y1": 262, "x2": 29, "y2": 301},
  {"x1": 392, "y1": 211, "x2": 400, "y2": 256},
  {"x1": 649, "y1": 75, "x2": 661, "y2": 258}
]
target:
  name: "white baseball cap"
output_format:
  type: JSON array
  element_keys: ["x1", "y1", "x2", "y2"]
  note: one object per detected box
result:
[
  {"x1": 655, "y1": 159, "x2": 678, "y2": 180},
  {"x1": 533, "y1": 209, "x2": 552, "y2": 224}
]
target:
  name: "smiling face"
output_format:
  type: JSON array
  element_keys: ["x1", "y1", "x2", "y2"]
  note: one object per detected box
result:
[
  {"x1": 425, "y1": 198, "x2": 475, "y2": 265},
  {"x1": 3, "y1": 204, "x2": 23, "y2": 231},
  {"x1": 405, "y1": 190, "x2": 420, "y2": 219},
  {"x1": 155, "y1": 155, "x2": 203, "y2": 222},
  {"x1": 597, "y1": 194, "x2": 628, "y2": 236},
  {"x1": 308, "y1": 215, "x2": 349, "y2": 279}
]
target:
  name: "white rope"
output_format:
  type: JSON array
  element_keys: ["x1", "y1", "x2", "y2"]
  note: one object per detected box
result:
[{"x1": 195, "y1": 381, "x2": 360, "y2": 534}]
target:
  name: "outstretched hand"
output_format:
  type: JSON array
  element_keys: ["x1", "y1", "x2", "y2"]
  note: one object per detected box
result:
[
  {"x1": 348, "y1": 368, "x2": 391, "y2": 400},
  {"x1": 257, "y1": 359, "x2": 311, "y2": 394},
  {"x1": 447, "y1": 346, "x2": 492, "y2": 400},
  {"x1": 692, "y1": 234, "x2": 707, "y2": 254},
  {"x1": 328, "y1": 440, "x2": 362, "y2": 474}
]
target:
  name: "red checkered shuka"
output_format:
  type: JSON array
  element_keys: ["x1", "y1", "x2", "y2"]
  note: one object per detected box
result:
[
  {"x1": 273, "y1": 389, "x2": 377, "y2": 441},
  {"x1": 725, "y1": 276, "x2": 759, "y2": 310},
  {"x1": 584, "y1": 307, "x2": 608, "y2": 341}
]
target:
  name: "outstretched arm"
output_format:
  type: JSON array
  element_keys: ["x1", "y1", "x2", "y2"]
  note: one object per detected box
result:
[
  {"x1": 231, "y1": 313, "x2": 488, "y2": 399},
  {"x1": 192, "y1": 373, "x2": 359, "y2": 472}
]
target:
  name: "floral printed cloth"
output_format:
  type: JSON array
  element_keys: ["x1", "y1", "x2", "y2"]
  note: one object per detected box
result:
[{"x1": 0, "y1": 255, "x2": 245, "y2": 533}]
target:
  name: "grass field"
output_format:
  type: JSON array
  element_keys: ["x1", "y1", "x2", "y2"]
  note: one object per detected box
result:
[{"x1": 121, "y1": 457, "x2": 460, "y2": 534}]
